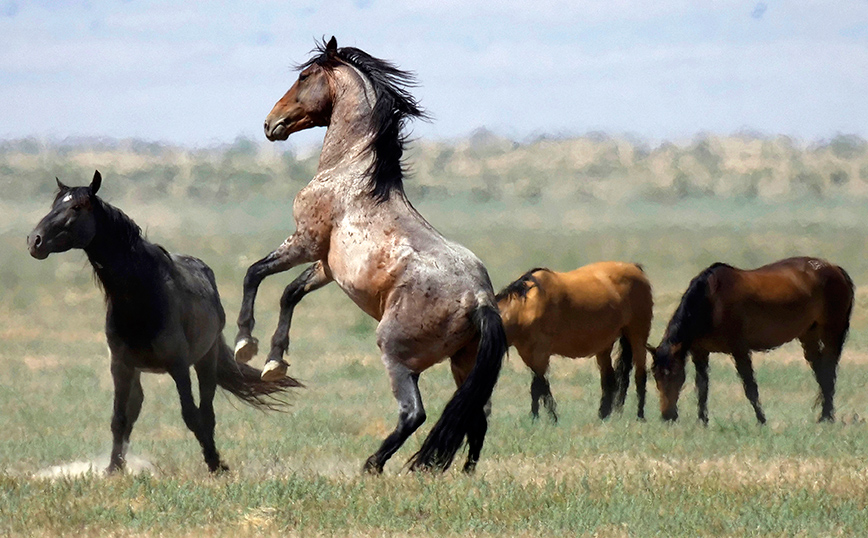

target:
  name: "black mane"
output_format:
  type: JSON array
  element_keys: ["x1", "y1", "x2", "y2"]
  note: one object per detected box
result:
[
  {"x1": 302, "y1": 39, "x2": 428, "y2": 202},
  {"x1": 85, "y1": 195, "x2": 172, "y2": 347},
  {"x1": 661, "y1": 262, "x2": 730, "y2": 350},
  {"x1": 495, "y1": 268, "x2": 550, "y2": 302}
]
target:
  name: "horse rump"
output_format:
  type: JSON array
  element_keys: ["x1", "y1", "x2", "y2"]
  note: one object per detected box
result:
[{"x1": 407, "y1": 303, "x2": 506, "y2": 472}]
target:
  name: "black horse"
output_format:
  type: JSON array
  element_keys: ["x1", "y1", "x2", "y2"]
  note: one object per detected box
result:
[{"x1": 27, "y1": 171, "x2": 300, "y2": 473}]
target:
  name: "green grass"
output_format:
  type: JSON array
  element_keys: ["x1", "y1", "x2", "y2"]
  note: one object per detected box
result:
[{"x1": 2, "y1": 196, "x2": 868, "y2": 536}]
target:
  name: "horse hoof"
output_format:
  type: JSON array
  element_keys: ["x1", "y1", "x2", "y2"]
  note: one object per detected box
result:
[
  {"x1": 261, "y1": 359, "x2": 288, "y2": 381},
  {"x1": 362, "y1": 456, "x2": 383, "y2": 475},
  {"x1": 234, "y1": 337, "x2": 259, "y2": 363}
]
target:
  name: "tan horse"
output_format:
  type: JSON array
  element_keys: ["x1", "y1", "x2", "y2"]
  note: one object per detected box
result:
[
  {"x1": 234, "y1": 38, "x2": 506, "y2": 473},
  {"x1": 649, "y1": 257, "x2": 854, "y2": 424},
  {"x1": 496, "y1": 263, "x2": 653, "y2": 420}
]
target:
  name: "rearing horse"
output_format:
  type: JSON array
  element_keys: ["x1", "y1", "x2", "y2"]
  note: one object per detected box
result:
[{"x1": 234, "y1": 38, "x2": 506, "y2": 473}]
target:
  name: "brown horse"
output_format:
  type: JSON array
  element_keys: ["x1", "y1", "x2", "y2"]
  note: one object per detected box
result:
[
  {"x1": 496, "y1": 263, "x2": 653, "y2": 421},
  {"x1": 233, "y1": 37, "x2": 506, "y2": 474},
  {"x1": 649, "y1": 257, "x2": 854, "y2": 424}
]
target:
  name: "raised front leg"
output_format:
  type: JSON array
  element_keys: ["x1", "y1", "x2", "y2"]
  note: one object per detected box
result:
[
  {"x1": 733, "y1": 351, "x2": 766, "y2": 425},
  {"x1": 692, "y1": 350, "x2": 710, "y2": 425},
  {"x1": 107, "y1": 359, "x2": 143, "y2": 474},
  {"x1": 235, "y1": 235, "x2": 317, "y2": 364},
  {"x1": 169, "y1": 362, "x2": 225, "y2": 473},
  {"x1": 363, "y1": 361, "x2": 425, "y2": 475},
  {"x1": 262, "y1": 261, "x2": 333, "y2": 381}
]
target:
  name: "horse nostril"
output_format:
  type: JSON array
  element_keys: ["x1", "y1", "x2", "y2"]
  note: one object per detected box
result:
[
  {"x1": 33, "y1": 235, "x2": 42, "y2": 248},
  {"x1": 264, "y1": 120, "x2": 270, "y2": 132}
]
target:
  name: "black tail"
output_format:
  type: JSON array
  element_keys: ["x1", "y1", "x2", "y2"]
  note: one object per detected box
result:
[
  {"x1": 214, "y1": 337, "x2": 302, "y2": 411},
  {"x1": 614, "y1": 334, "x2": 633, "y2": 409},
  {"x1": 407, "y1": 304, "x2": 506, "y2": 472}
]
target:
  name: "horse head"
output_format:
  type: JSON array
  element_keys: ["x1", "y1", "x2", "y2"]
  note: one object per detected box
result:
[
  {"x1": 28, "y1": 170, "x2": 102, "y2": 259},
  {"x1": 264, "y1": 37, "x2": 338, "y2": 141},
  {"x1": 650, "y1": 341, "x2": 687, "y2": 421}
]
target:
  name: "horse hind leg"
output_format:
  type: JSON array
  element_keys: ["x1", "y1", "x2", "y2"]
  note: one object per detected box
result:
[
  {"x1": 692, "y1": 350, "x2": 710, "y2": 425},
  {"x1": 812, "y1": 325, "x2": 845, "y2": 423},
  {"x1": 733, "y1": 351, "x2": 766, "y2": 425},
  {"x1": 363, "y1": 360, "x2": 425, "y2": 475},
  {"x1": 169, "y1": 361, "x2": 225, "y2": 473},
  {"x1": 194, "y1": 348, "x2": 229, "y2": 472},
  {"x1": 596, "y1": 345, "x2": 617, "y2": 419}
]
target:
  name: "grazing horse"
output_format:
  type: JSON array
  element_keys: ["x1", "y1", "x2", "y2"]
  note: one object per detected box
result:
[
  {"x1": 234, "y1": 37, "x2": 506, "y2": 473},
  {"x1": 27, "y1": 171, "x2": 299, "y2": 474},
  {"x1": 649, "y1": 257, "x2": 854, "y2": 424},
  {"x1": 496, "y1": 263, "x2": 653, "y2": 421}
]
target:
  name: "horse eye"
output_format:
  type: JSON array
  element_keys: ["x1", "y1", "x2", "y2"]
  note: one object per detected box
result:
[
  {"x1": 71, "y1": 204, "x2": 82, "y2": 211},
  {"x1": 299, "y1": 72, "x2": 309, "y2": 81}
]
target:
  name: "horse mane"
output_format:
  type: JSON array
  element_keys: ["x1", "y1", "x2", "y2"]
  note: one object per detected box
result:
[
  {"x1": 85, "y1": 194, "x2": 174, "y2": 346},
  {"x1": 495, "y1": 268, "x2": 550, "y2": 302},
  {"x1": 301, "y1": 39, "x2": 428, "y2": 203},
  {"x1": 662, "y1": 262, "x2": 730, "y2": 349}
]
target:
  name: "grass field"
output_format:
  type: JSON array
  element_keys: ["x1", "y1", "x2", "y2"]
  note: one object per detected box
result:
[{"x1": 2, "y1": 193, "x2": 868, "y2": 536}]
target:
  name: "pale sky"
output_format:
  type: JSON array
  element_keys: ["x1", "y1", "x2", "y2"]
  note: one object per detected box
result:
[{"x1": 1, "y1": 0, "x2": 867, "y2": 147}]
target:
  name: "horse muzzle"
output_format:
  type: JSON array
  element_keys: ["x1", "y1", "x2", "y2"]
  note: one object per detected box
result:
[{"x1": 27, "y1": 232, "x2": 49, "y2": 260}]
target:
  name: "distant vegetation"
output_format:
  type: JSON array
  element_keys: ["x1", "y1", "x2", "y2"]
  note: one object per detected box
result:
[{"x1": 2, "y1": 131, "x2": 867, "y2": 203}]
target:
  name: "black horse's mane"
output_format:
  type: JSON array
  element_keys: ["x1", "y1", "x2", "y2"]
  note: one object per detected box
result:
[
  {"x1": 495, "y1": 268, "x2": 550, "y2": 302},
  {"x1": 662, "y1": 262, "x2": 731, "y2": 350},
  {"x1": 82, "y1": 192, "x2": 172, "y2": 346},
  {"x1": 301, "y1": 39, "x2": 428, "y2": 202}
]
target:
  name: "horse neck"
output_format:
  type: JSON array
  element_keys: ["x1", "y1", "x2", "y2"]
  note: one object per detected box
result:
[
  {"x1": 316, "y1": 69, "x2": 381, "y2": 191},
  {"x1": 84, "y1": 204, "x2": 160, "y2": 301}
]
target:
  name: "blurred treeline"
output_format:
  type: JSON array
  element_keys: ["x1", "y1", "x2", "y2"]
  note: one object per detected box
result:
[{"x1": 2, "y1": 130, "x2": 867, "y2": 203}]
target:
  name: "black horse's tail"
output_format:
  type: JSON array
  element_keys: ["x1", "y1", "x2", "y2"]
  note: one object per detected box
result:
[
  {"x1": 614, "y1": 333, "x2": 633, "y2": 409},
  {"x1": 407, "y1": 303, "x2": 507, "y2": 472},
  {"x1": 214, "y1": 336, "x2": 302, "y2": 410}
]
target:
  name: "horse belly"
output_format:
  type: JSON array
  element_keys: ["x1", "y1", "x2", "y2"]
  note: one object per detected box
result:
[
  {"x1": 740, "y1": 302, "x2": 820, "y2": 351},
  {"x1": 547, "y1": 304, "x2": 623, "y2": 359}
]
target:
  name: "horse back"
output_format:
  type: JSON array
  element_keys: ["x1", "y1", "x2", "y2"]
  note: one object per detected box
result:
[
  {"x1": 502, "y1": 262, "x2": 651, "y2": 359},
  {"x1": 702, "y1": 257, "x2": 850, "y2": 352}
]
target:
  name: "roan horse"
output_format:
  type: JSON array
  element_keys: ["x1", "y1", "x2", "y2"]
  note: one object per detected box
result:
[
  {"x1": 649, "y1": 257, "x2": 854, "y2": 424},
  {"x1": 233, "y1": 38, "x2": 506, "y2": 473},
  {"x1": 27, "y1": 171, "x2": 299, "y2": 474},
  {"x1": 496, "y1": 263, "x2": 653, "y2": 421}
]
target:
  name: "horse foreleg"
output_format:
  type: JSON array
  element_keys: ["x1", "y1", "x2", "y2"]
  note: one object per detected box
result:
[
  {"x1": 363, "y1": 361, "x2": 425, "y2": 475},
  {"x1": 692, "y1": 350, "x2": 710, "y2": 425},
  {"x1": 733, "y1": 352, "x2": 766, "y2": 424},
  {"x1": 263, "y1": 261, "x2": 332, "y2": 381},
  {"x1": 235, "y1": 236, "x2": 315, "y2": 364},
  {"x1": 169, "y1": 362, "x2": 224, "y2": 473},
  {"x1": 108, "y1": 358, "x2": 139, "y2": 474}
]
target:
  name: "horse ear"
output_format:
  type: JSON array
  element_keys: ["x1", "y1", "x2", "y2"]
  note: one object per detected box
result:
[
  {"x1": 326, "y1": 36, "x2": 337, "y2": 53},
  {"x1": 645, "y1": 343, "x2": 657, "y2": 355},
  {"x1": 55, "y1": 177, "x2": 68, "y2": 191},
  {"x1": 90, "y1": 170, "x2": 102, "y2": 195}
]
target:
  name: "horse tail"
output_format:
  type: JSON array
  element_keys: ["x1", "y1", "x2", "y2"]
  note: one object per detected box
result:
[
  {"x1": 214, "y1": 336, "x2": 302, "y2": 411},
  {"x1": 826, "y1": 265, "x2": 855, "y2": 357},
  {"x1": 614, "y1": 333, "x2": 633, "y2": 409},
  {"x1": 408, "y1": 303, "x2": 507, "y2": 472}
]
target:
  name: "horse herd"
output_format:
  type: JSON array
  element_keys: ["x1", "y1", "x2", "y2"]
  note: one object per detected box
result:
[{"x1": 24, "y1": 38, "x2": 857, "y2": 475}]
